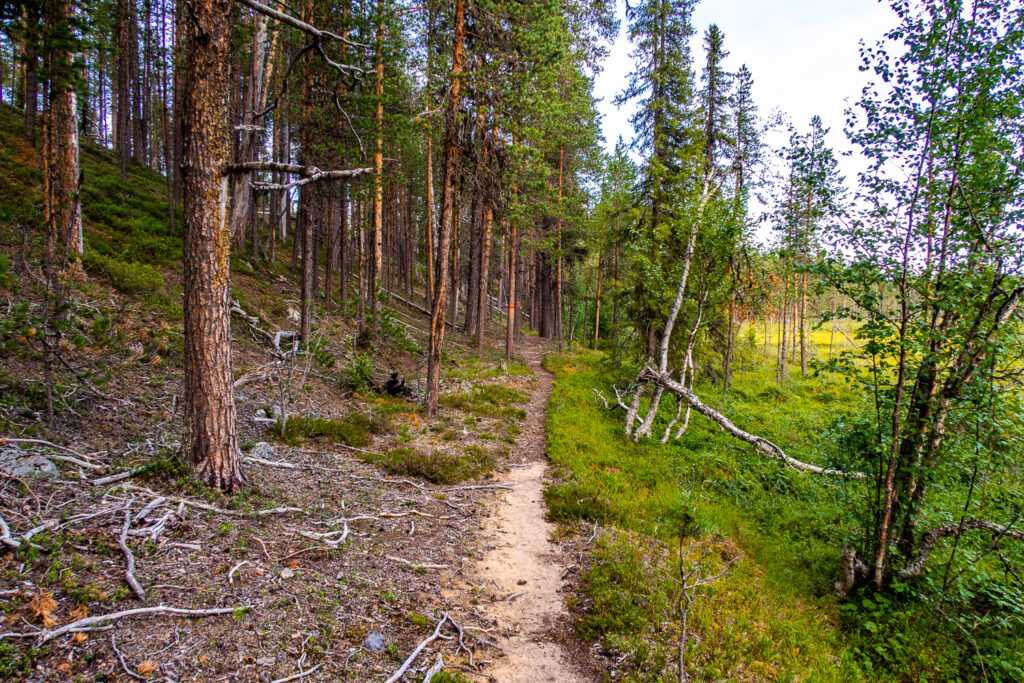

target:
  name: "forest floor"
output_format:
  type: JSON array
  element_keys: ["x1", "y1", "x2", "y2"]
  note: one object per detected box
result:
[
  {"x1": 0, "y1": 101, "x2": 607, "y2": 682},
  {"x1": 0, "y1": 329, "x2": 603, "y2": 683}
]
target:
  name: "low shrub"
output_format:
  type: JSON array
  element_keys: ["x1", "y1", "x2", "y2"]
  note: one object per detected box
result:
[
  {"x1": 82, "y1": 250, "x2": 165, "y2": 294},
  {"x1": 362, "y1": 445, "x2": 497, "y2": 484}
]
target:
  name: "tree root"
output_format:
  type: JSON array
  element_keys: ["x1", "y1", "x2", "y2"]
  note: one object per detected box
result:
[{"x1": 33, "y1": 605, "x2": 248, "y2": 645}]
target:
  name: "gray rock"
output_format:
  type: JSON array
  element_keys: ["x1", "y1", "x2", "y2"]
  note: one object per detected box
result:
[
  {"x1": 255, "y1": 408, "x2": 268, "y2": 419},
  {"x1": 270, "y1": 405, "x2": 283, "y2": 421},
  {"x1": 250, "y1": 442, "x2": 276, "y2": 460},
  {"x1": 362, "y1": 631, "x2": 386, "y2": 652},
  {"x1": 0, "y1": 449, "x2": 59, "y2": 479}
]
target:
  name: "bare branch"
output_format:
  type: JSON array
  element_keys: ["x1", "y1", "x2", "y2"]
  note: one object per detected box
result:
[
  {"x1": 385, "y1": 613, "x2": 449, "y2": 683},
  {"x1": 237, "y1": 0, "x2": 368, "y2": 51},
  {"x1": 900, "y1": 519, "x2": 1024, "y2": 580},
  {"x1": 35, "y1": 605, "x2": 248, "y2": 645},
  {"x1": 118, "y1": 509, "x2": 146, "y2": 601},
  {"x1": 640, "y1": 367, "x2": 866, "y2": 478},
  {"x1": 225, "y1": 162, "x2": 374, "y2": 191},
  {"x1": 0, "y1": 513, "x2": 20, "y2": 549}
]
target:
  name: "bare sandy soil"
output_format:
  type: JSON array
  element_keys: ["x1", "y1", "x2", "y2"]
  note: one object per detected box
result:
[{"x1": 467, "y1": 342, "x2": 594, "y2": 682}]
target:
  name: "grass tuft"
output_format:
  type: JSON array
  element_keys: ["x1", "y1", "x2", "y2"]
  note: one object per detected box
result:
[
  {"x1": 273, "y1": 414, "x2": 383, "y2": 448},
  {"x1": 359, "y1": 445, "x2": 498, "y2": 484}
]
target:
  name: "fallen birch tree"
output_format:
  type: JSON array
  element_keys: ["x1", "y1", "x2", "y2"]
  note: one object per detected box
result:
[{"x1": 638, "y1": 366, "x2": 866, "y2": 478}]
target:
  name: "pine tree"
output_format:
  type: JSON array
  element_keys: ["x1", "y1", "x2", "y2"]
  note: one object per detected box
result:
[
  {"x1": 425, "y1": 0, "x2": 464, "y2": 416},
  {"x1": 178, "y1": 0, "x2": 243, "y2": 491},
  {"x1": 616, "y1": 0, "x2": 697, "y2": 365}
]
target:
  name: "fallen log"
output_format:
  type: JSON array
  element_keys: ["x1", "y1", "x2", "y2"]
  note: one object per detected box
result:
[{"x1": 639, "y1": 367, "x2": 866, "y2": 478}]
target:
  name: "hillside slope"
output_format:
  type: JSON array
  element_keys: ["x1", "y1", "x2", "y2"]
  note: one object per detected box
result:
[{"x1": 0, "y1": 103, "x2": 573, "y2": 682}]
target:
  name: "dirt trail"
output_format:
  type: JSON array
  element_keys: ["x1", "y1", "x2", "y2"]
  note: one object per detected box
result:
[{"x1": 473, "y1": 341, "x2": 590, "y2": 682}]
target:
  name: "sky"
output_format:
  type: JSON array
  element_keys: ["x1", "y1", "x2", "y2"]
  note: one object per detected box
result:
[{"x1": 593, "y1": 0, "x2": 898, "y2": 193}]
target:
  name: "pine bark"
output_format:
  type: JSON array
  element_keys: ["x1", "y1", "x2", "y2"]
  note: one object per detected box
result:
[
  {"x1": 476, "y1": 200, "x2": 492, "y2": 358},
  {"x1": 230, "y1": 12, "x2": 272, "y2": 251},
  {"x1": 130, "y1": 0, "x2": 145, "y2": 165},
  {"x1": 370, "y1": 16, "x2": 385, "y2": 316},
  {"x1": 116, "y1": 0, "x2": 133, "y2": 178},
  {"x1": 22, "y1": 10, "x2": 40, "y2": 148},
  {"x1": 426, "y1": 0, "x2": 464, "y2": 416},
  {"x1": 505, "y1": 216, "x2": 517, "y2": 360},
  {"x1": 179, "y1": 0, "x2": 243, "y2": 491},
  {"x1": 298, "y1": 0, "x2": 314, "y2": 344},
  {"x1": 593, "y1": 248, "x2": 602, "y2": 348},
  {"x1": 52, "y1": 71, "x2": 82, "y2": 257},
  {"x1": 555, "y1": 146, "x2": 564, "y2": 349}
]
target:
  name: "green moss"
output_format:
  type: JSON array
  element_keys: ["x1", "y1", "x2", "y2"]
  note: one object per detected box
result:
[
  {"x1": 439, "y1": 383, "x2": 529, "y2": 419},
  {"x1": 274, "y1": 414, "x2": 383, "y2": 448},
  {"x1": 360, "y1": 445, "x2": 496, "y2": 484},
  {"x1": 430, "y1": 672, "x2": 472, "y2": 683},
  {"x1": 407, "y1": 612, "x2": 432, "y2": 627},
  {"x1": 81, "y1": 250, "x2": 165, "y2": 294}
]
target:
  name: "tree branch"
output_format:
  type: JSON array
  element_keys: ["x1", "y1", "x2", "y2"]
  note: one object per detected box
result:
[
  {"x1": 236, "y1": 0, "x2": 368, "y2": 51},
  {"x1": 35, "y1": 605, "x2": 248, "y2": 645},
  {"x1": 899, "y1": 519, "x2": 1023, "y2": 580},
  {"x1": 639, "y1": 367, "x2": 866, "y2": 478},
  {"x1": 223, "y1": 162, "x2": 374, "y2": 191}
]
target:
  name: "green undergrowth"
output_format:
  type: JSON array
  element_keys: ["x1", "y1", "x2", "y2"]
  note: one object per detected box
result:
[
  {"x1": 445, "y1": 354, "x2": 534, "y2": 381},
  {"x1": 273, "y1": 413, "x2": 383, "y2": 448},
  {"x1": 81, "y1": 249, "x2": 166, "y2": 294},
  {"x1": 545, "y1": 349, "x2": 1024, "y2": 680},
  {"x1": 439, "y1": 384, "x2": 529, "y2": 420},
  {"x1": 362, "y1": 394, "x2": 425, "y2": 417},
  {"x1": 544, "y1": 350, "x2": 882, "y2": 680},
  {"x1": 358, "y1": 444, "x2": 502, "y2": 484},
  {"x1": 428, "y1": 671, "x2": 472, "y2": 683},
  {"x1": 0, "y1": 104, "x2": 181, "y2": 267}
]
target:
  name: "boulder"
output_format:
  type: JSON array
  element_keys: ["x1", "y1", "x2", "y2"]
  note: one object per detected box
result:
[
  {"x1": 250, "y1": 442, "x2": 276, "y2": 460},
  {"x1": 0, "y1": 448, "x2": 59, "y2": 479}
]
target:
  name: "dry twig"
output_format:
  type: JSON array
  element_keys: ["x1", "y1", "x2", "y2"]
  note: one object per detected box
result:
[
  {"x1": 385, "y1": 613, "x2": 449, "y2": 683},
  {"x1": 118, "y1": 509, "x2": 146, "y2": 601},
  {"x1": 34, "y1": 605, "x2": 248, "y2": 645}
]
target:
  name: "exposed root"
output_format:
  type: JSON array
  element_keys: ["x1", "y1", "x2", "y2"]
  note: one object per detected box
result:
[{"x1": 34, "y1": 605, "x2": 249, "y2": 645}]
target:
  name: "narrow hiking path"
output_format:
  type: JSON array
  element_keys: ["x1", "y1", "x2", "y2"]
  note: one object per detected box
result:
[{"x1": 471, "y1": 340, "x2": 591, "y2": 682}]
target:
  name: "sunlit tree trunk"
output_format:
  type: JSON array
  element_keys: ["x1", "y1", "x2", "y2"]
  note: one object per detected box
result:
[
  {"x1": 594, "y1": 248, "x2": 602, "y2": 348},
  {"x1": 555, "y1": 146, "x2": 564, "y2": 349},
  {"x1": 426, "y1": 0, "x2": 464, "y2": 415},
  {"x1": 370, "y1": 14, "x2": 385, "y2": 316},
  {"x1": 476, "y1": 199, "x2": 492, "y2": 358},
  {"x1": 297, "y1": 0, "x2": 314, "y2": 345},
  {"x1": 179, "y1": 0, "x2": 243, "y2": 491}
]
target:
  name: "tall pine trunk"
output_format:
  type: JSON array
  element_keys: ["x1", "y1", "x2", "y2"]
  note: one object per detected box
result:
[
  {"x1": 476, "y1": 200, "x2": 492, "y2": 358},
  {"x1": 426, "y1": 0, "x2": 464, "y2": 415},
  {"x1": 116, "y1": 0, "x2": 132, "y2": 178},
  {"x1": 179, "y1": 0, "x2": 243, "y2": 491},
  {"x1": 593, "y1": 248, "x2": 602, "y2": 348},
  {"x1": 22, "y1": 10, "x2": 39, "y2": 148},
  {"x1": 505, "y1": 218, "x2": 517, "y2": 360},
  {"x1": 297, "y1": 0, "x2": 314, "y2": 345},
  {"x1": 555, "y1": 146, "x2": 564, "y2": 349},
  {"x1": 370, "y1": 15, "x2": 385, "y2": 316}
]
